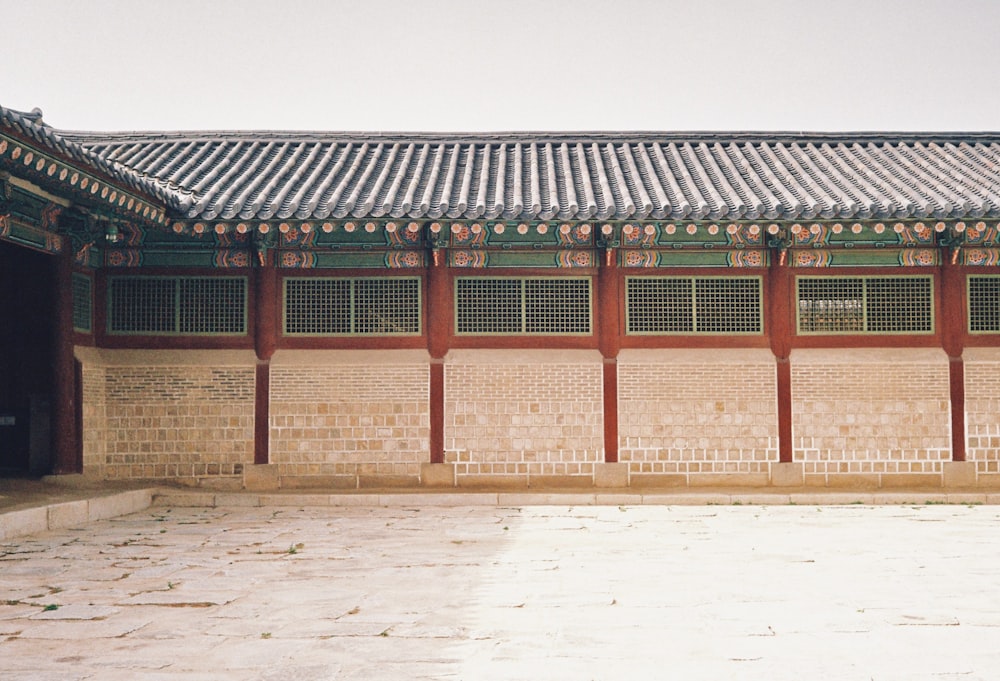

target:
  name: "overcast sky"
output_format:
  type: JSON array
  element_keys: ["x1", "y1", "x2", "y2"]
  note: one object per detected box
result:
[{"x1": 2, "y1": 0, "x2": 999, "y2": 133}]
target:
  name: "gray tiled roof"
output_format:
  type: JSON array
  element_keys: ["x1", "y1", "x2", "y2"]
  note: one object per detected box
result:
[
  {"x1": 64, "y1": 130, "x2": 1000, "y2": 223},
  {"x1": 0, "y1": 106, "x2": 185, "y2": 211}
]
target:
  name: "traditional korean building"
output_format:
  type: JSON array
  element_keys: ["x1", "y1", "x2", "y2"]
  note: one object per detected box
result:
[{"x1": 2, "y1": 104, "x2": 999, "y2": 489}]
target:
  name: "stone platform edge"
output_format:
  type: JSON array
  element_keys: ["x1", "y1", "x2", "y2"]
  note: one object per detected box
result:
[
  {"x1": 5, "y1": 488, "x2": 1000, "y2": 543},
  {"x1": 152, "y1": 489, "x2": 1000, "y2": 509},
  {"x1": 0, "y1": 488, "x2": 155, "y2": 542}
]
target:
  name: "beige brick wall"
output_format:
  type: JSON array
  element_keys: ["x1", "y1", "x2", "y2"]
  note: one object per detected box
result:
[
  {"x1": 792, "y1": 348, "x2": 950, "y2": 484},
  {"x1": 269, "y1": 350, "x2": 429, "y2": 481},
  {"x1": 76, "y1": 350, "x2": 255, "y2": 481},
  {"x1": 965, "y1": 348, "x2": 1000, "y2": 477},
  {"x1": 618, "y1": 349, "x2": 778, "y2": 480},
  {"x1": 79, "y1": 360, "x2": 106, "y2": 475},
  {"x1": 444, "y1": 350, "x2": 603, "y2": 481}
]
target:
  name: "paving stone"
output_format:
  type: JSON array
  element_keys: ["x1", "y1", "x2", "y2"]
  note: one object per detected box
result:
[
  {"x1": 29, "y1": 604, "x2": 119, "y2": 620},
  {"x1": 2, "y1": 503, "x2": 1000, "y2": 677}
]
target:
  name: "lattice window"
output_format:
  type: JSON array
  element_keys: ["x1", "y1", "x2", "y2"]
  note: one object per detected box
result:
[
  {"x1": 797, "y1": 278, "x2": 864, "y2": 333},
  {"x1": 283, "y1": 277, "x2": 421, "y2": 336},
  {"x1": 625, "y1": 276, "x2": 762, "y2": 334},
  {"x1": 107, "y1": 276, "x2": 247, "y2": 335},
  {"x1": 969, "y1": 275, "x2": 1000, "y2": 333},
  {"x1": 178, "y1": 278, "x2": 246, "y2": 334},
  {"x1": 455, "y1": 277, "x2": 592, "y2": 335},
  {"x1": 71, "y1": 273, "x2": 93, "y2": 333},
  {"x1": 108, "y1": 277, "x2": 176, "y2": 334},
  {"x1": 797, "y1": 276, "x2": 933, "y2": 334}
]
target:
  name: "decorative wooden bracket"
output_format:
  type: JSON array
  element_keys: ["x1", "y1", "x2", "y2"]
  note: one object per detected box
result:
[
  {"x1": 424, "y1": 222, "x2": 449, "y2": 266},
  {"x1": 767, "y1": 227, "x2": 792, "y2": 266},
  {"x1": 253, "y1": 226, "x2": 278, "y2": 266},
  {"x1": 938, "y1": 226, "x2": 965, "y2": 265},
  {"x1": 595, "y1": 224, "x2": 620, "y2": 267}
]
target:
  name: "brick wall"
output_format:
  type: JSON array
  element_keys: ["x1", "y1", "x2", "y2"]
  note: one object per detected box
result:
[
  {"x1": 269, "y1": 350, "x2": 429, "y2": 485},
  {"x1": 79, "y1": 359, "x2": 106, "y2": 476},
  {"x1": 76, "y1": 349, "x2": 255, "y2": 482},
  {"x1": 964, "y1": 348, "x2": 1000, "y2": 480},
  {"x1": 444, "y1": 350, "x2": 603, "y2": 484},
  {"x1": 792, "y1": 348, "x2": 950, "y2": 486},
  {"x1": 618, "y1": 349, "x2": 778, "y2": 483}
]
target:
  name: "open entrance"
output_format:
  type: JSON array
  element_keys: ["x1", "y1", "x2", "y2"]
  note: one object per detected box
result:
[{"x1": 0, "y1": 240, "x2": 55, "y2": 475}]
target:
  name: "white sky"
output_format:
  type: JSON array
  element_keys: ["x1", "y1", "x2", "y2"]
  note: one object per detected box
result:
[{"x1": 2, "y1": 0, "x2": 999, "y2": 133}]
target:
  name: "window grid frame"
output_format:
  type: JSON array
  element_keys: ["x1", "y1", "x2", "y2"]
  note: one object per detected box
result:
[
  {"x1": 106, "y1": 275, "x2": 248, "y2": 336},
  {"x1": 454, "y1": 276, "x2": 593, "y2": 336},
  {"x1": 795, "y1": 274, "x2": 935, "y2": 335},
  {"x1": 968, "y1": 274, "x2": 1000, "y2": 334},
  {"x1": 282, "y1": 276, "x2": 422, "y2": 337},
  {"x1": 625, "y1": 275, "x2": 764, "y2": 336},
  {"x1": 71, "y1": 272, "x2": 93, "y2": 334}
]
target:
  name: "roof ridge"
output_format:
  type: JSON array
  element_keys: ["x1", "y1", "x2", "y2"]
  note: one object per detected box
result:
[{"x1": 62, "y1": 130, "x2": 1000, "y2": 146}]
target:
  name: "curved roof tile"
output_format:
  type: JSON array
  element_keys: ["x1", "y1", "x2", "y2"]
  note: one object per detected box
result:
[
  {"x1": 0, "y1": 105, "x2": 186, "y2": 212},
  {"x1": 47, "y1": 128, "x2": 1000, "y2": 222}
]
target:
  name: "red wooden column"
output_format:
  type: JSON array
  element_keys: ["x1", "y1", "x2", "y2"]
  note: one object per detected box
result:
[
  {"x1": 426, "y1": 247, "x2": 451, "y2": 464},
  {"x1": 597, "y1": 246, "x2": 621, "y2": 463},
  {"x1": 253, "y1": 252, "x2": 278, "y2": 465},
  {"x1": 940, "y1": 253, "x2": 967, "y2": 461},
  {"x1": 51, "y1": 243, "x2": 80, "y2": 473},
  {"x1": 767, "y1": 250, "x2": 794, "y2": 464}
]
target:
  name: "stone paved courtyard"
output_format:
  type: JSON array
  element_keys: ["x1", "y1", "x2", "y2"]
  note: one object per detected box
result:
[{"x1": 2, "y1": 502, "x2": 1000, "y2": 680}]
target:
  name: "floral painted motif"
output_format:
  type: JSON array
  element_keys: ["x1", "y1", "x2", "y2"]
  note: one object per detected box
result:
[
  {"x1": 899, "y1": 249, "x2": 938, "y2": 267},
  {"x1": 964, "y1": 222, "x2": 998, "y2": 245},
  {"x1": 280, "y1": 251, "x2": 317, "y2": 268},
  {"x1": 963, "y1": 249, "x2": 1000, "y2": 267},
  {"x1": 385, "y1": 251, "x2": 424, "y2": 268},
  {"x1": 214, "y1": 250, "x2": 251, "y2": 268},
  {"x1": 450, "y1": 250, "x2": 487, "y2": 267},
  {"x1": 557, "y1": 223, "x2": 593, "y2": 246},
  {"x1": 556, "y1": 250, "x2": 593, "y2": 268},
  {"x1": 793, "y1": 250, "x2": 831, "y2": 267},
  {"x1": 106, "y1": 249, "x2": 142, "y2": 267},
  {"x1": 727, "y1": 250, "x2": 766, "y2": 267},
  {"x1": 622, "y1": 250, "x2": 656, "y2": 268},
  {"x1": 450, "y1": 223, "x2": 487, "y2": 247},
  {"x1": 622, "y1": 224, "x2": 655, "y2": 248}
]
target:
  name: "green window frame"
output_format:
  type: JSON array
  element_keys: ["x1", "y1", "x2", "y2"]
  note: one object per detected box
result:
[
  {"x1": 796, "y1": 275, "x2": 934, "y2": 334},
  {"x1": 72, "y1": 272, "x2": 93, "y2": 334},
  {"x1": 107, "y1": 276, "x2": 247, "y2": 336},
  {"x1": 282, "y1": 276, "x2": 422, "y2": 336},
  {"x1": 968, "y1": 275, "x2": 1000, "y2": 333},
  {"x1": 454, "y1": 276, "x2": 592, "y2": 335},
  {"x1": 625, "y1": 276, "x2": 763, "y2": 335}
]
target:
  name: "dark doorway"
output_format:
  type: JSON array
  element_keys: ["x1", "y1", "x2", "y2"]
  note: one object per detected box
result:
[{"x1": 0, "y1": 240, "x2": 55, "y2": 475}]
